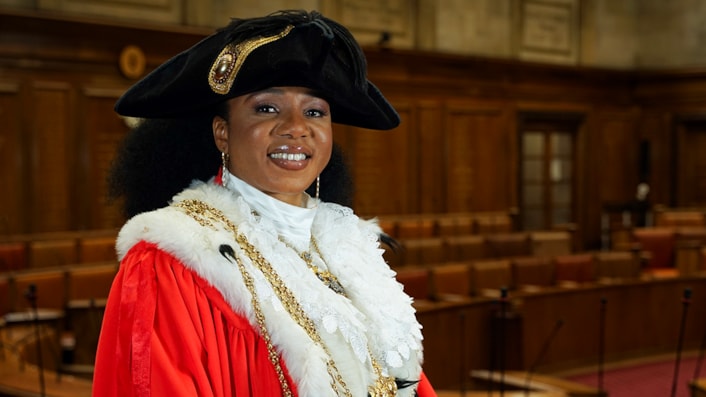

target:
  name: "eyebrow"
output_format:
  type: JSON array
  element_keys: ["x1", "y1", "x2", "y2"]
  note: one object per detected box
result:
[{"x1": 249, "y1": 87, "x2": 326, "y2": 99}]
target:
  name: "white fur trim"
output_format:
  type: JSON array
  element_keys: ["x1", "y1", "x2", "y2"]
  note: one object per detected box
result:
[{"x1": 116, "y1": 181, "x2": 423, "y2": 397}]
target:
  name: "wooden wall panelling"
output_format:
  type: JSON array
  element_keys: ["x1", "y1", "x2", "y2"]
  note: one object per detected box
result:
[
  {"x1": 674, "y1": 117, "x2": 706, "y2": 207},
  {"x1": 5, "y1": 9, "x2": 706, "y2": 246},
  {"x1": 636, "y1": 110, "x2": 672, "y2": 209},
  {"x1": 633, "y1": 70, "x2": 706, "y2": 211},
  {"x1": 582, "y1": 108, "x2": 640, "y2": 249},
  {"x1": 416, "y1": 100, "x2": 445, "y2": 213},
  {"x1": 0, "y1": 9, "x2": 210, "y2": 235},
  {"x1": 443, "y1": 100, "x2": 514, "y2": 213},
  {"x1": 595, "y1": 109, "x2": 641, "y2": 206},
  {"x1": 337, "y1": 100, "x2": 416, "y2": 216},
  {"x1": 0, "y1": 81, "x2": 26, "y2": 235},
  {"x1": 29, "y1": 81, "x2": 76, "y2": 233},
  {"x1": 578, "y1": 110, "x2": 598, "y2": 250},
  {"x1": 80, "y1": 87, "x2": 129, "y2": 230}
]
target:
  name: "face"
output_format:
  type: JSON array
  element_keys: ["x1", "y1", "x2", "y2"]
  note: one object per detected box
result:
[{"x1": 213, "y1": 86, "x2": 333, "y2": 207}]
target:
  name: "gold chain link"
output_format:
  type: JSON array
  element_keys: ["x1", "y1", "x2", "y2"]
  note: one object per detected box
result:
[{"x1": 176, "y1": 200, "x2": 356, "y2": 396}]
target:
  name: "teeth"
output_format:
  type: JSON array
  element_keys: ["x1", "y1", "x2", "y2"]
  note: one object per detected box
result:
[{"x1": 269, "y1": 153, "x2": 307, "y2": 161}]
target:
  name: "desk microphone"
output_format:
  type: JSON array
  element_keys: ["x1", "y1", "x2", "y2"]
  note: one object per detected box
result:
[
  {"x1": 524, "y1": 319, "x2": 564, "y2": 396},
  {"x1": 671, "y1": 287, "x2": 692, "y2": 397},
  {"x1": 25, "y1": 284, "x2": 46, "y2": 397}
]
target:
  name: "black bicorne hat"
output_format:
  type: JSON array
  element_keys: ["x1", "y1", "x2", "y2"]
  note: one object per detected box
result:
[{"x1": 115, "y1": 10, "x2": 400, "y2": 130}]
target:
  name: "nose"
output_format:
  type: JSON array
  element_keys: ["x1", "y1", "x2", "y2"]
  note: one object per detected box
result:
[{"x1": 276, "y1": 111, "x2": 310, "y2": 138}]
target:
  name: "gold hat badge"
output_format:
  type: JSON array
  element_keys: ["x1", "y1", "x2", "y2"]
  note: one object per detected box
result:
[{"x1": 208, "y1": 25, "x2": 294, "y2": 95}]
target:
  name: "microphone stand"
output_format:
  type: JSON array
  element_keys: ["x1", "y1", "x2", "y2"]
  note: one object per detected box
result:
[
  {"x1": 498, "y1": 287, "x2": 508, "y2": 397},
  {"x1": 460, "y1": 310, "x2": 467, "y2": 397},
  {"x1": 26, "y1": 284, "x2": 46, "y2": 397},
  {"x1": 598, "y1": 297, "x2": 607, "y2": 394},
  {"x1": 671, "y1": 287, "x2": 691, "y2": 397}
]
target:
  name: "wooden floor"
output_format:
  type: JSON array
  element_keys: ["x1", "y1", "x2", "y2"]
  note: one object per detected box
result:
[{"x1": 0, "y1": 355, "x2": 92, "y2": 397}]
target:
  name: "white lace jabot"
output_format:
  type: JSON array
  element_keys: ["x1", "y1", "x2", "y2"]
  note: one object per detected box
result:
[{"x1": 223, "y1": 171, "x2": 317, "y2": 250}]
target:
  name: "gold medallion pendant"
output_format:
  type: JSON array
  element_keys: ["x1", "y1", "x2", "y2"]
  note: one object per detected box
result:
[
  {"x1": 368, "y1": 352, "x2": 398, "y2": 397},
  {"x1": 368, "y1": 373, "x2": 397, "y2": 397}
]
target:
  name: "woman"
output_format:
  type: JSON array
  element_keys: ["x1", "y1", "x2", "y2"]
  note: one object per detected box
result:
[{"x1": 93, "y1": 10, "x2": 435, "y2": 397}]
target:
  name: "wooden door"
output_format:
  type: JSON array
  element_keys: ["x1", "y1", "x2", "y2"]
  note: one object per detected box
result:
[{"x1": 675, "y1": 120, "x2": 706, "y2": 207}]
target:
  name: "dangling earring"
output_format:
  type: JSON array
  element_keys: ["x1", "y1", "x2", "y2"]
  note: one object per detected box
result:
[
  {"x1": 221, "y1": 152, "x2": 229, "y2": 171},
  {"x1": 221, "y1": 152, "x2": 230, "y2": 188},
  {"x1": 315, "y1": 175, "x2": 320, "y2": 201}
]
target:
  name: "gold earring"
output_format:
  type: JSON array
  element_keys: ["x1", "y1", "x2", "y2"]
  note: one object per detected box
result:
[
  {"x1": 315, "y1": 175, "x2": 320, "y2": 200},
  {"x1": 221, "y1": 152, "x2": 229, "y2": 171}
]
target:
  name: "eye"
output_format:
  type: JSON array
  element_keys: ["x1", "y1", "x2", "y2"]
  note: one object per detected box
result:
[
  {"x1": 305, "y1": 108, "x2": 329, "y2": 118},
  {"x1": 255, "y1": 104, "x2": 278, "y2": 113}
]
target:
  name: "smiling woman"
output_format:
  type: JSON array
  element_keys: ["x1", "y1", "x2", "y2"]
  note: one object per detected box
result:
[
  {"x1": 94, "y1": 9, "x2": 436, "y2": 397},
  {"x1": 213, "y1": 86, "x2": 333, "y2": 206}
]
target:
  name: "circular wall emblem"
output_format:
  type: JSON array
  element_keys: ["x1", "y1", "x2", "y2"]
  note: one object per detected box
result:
[{"x1": 119, "y1": 45, "x2": 146, "y2": 79}]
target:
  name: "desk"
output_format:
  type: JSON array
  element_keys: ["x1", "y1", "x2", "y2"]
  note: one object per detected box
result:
[
  {"x1": 418, "y1": 276, "x2": 706, "y2": 390},
  {"x1": 471, "y1": 370, "x2": 604, "y2": 397},
  {"x1": 3, "y1": 309, "x2": 63, "y2": 324}
]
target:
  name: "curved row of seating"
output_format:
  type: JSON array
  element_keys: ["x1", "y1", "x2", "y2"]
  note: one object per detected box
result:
[
  {"x1": 0, "y1": 230, "x2": 118, "y2": 272},
  {"x1": 377, "y1": 211, "x2": 518, "y2": 239},
  {"x1": 394, "y1": 250, "x2": 652, "y2": 305},
  {"x1": 384, "y1": 230, "x2": 574, "y2": 268}
]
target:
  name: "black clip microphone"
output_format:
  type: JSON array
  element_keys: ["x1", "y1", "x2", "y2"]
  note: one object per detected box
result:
[
  {"x1": 671, "y1": 287, "x2": 692, "y2": 397},
  {"x1": 524, "y1": 319, "x2": 564, "y2": 396}
]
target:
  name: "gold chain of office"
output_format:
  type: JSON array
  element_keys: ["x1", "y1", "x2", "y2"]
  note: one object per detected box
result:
[{"x1": 175, "y1": 199, "x2": 397, "y2": 397}]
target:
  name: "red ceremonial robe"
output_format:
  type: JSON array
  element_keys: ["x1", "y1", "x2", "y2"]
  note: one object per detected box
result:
[{"x1": 92, "y1": 241, "x2": 437, "y2": 396}]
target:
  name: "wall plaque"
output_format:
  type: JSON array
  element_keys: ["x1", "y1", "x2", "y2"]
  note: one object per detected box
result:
[{"x1": 517, "y1": 0, "x2": 579, "y2": 64}]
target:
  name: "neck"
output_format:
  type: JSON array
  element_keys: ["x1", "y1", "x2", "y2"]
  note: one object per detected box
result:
[{"x1": 221, "y1": 171, "x2": 316, "y2": 246}]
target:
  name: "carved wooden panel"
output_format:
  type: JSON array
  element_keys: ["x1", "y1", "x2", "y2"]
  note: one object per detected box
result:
[
  {"x1": 444, "y1": 102, "x2": 513, "y2": 212},
  {"x1": 29, "y1": 82, "x2": 75, "y2": 233},
  {"x1": 583, "y1": 108, "x2": 639, "y2": 247},
  {"x1": 595, "y1": 110, "x2": 639, "y2": 204},
  {"x1": 416, "y1": 101, "x2": 445, "y2": 213},
  {"x1": 80, "y1": 88, "x2": 129, "y2": 230},
  {"x1": 637, "y1": 111, "x2": 671, "y2": 208},
  {"x1": 337, "y1": 101, "x2": 414, "y2": 217},
  {"x1": 0, "y1": 82, "x2": 25, "y2": 235},
  {"x1": 675, "y1": 119, "x2": 706, "y2": 207}
]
